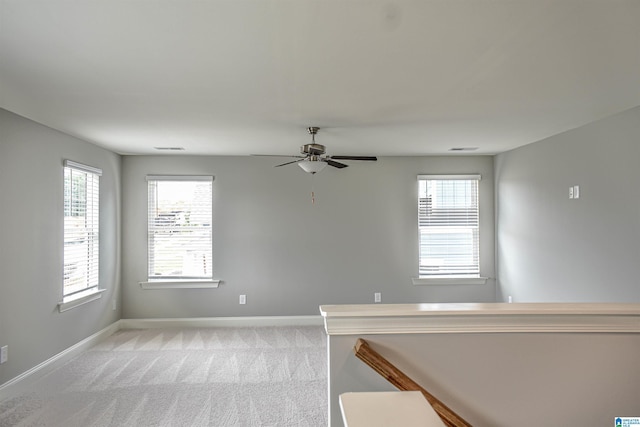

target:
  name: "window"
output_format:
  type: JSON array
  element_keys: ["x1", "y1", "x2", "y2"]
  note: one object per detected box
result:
[
  {"x1": 418, "y1": 175, "x2": 480, "y2": 278},
  {"x1": 147, "y1": 176, "x2": 213, "y2": 281},
  {"x1": 63, "y1": 160, "x2": 101, "y2": 299}
]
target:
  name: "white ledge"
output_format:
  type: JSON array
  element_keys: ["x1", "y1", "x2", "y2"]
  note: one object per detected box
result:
[
  {"x1": 319, "y1": 303, "x2": 640, "y2": 335},
  {"x1": 412, "y1": 277, "x2": 488, "y2": 286},
  {"x1": 58, "y1": 288, "x2": 106, "y2": 312},
  {"x1": 139, "y1": 279, "x2": 221, "y2": 289}
]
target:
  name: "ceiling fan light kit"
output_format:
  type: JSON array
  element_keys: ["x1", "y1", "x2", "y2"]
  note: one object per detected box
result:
[{"x1": 298, "y1": 157, "x2": 328, "y2": 174}]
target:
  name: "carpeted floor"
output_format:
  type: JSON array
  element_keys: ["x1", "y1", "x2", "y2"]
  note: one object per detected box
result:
[{"x1": 0, "y1": 326, "x2": 328, "y2": 426}]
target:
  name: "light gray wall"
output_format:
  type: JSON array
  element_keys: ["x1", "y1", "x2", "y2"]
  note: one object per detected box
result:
[
  {"x1": 122, "y1": 155, "x2": 495, "y2": 318},
  {"x1": 328, "y1": 332, "x2": 640, "y2": 427},
  {"x1": 0, "y1": 109, "x2": 121, "y2": 385},
  {"x1": 495, "y1": 106, "x2": 640, "y2": 302}
]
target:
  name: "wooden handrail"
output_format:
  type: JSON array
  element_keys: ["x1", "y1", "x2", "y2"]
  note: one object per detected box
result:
[{"x1": 354, "y1": 338, "x2": 472, "y2": 427}]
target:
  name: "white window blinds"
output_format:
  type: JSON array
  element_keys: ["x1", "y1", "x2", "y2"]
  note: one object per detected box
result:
[
  {"x1": 418, "y1": 175, "x2": 480, "y2": 278},
  {"x1": 147, "y1": 176, "x2": 213, "y2": 280},
  {"x1": 63, "y1": 160, "x2": 101, "y2": 297}
]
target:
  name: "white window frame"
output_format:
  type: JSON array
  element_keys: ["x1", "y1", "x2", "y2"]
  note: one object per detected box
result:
[
  {"x1": 141, "y1": 175, "x2": 219, "y2": 289},
  {"x1": 413, "y1": 174, "x2": 487, "y2": 286},
  {"x1": 59, "y1": 160, "x2": 104, "y2": 312}
]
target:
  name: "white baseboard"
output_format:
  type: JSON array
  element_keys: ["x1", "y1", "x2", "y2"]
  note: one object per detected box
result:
[
  {"x1": 0, "y1": 321, "x2": 120, "y2": 402},
  {"x1": 0, "y1": 315, "x2": 323, "y2": 401},
  {"x1": 119, "y1": 315, "x2": 324, "y2": 329}
]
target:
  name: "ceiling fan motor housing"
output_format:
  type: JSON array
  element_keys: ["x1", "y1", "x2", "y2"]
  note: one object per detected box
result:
[{"x1": 300, "y1": 143, "x2": 326, "y2": 156}]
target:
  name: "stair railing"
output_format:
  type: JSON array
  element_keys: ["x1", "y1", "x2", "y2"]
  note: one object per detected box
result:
[{"x1": 354, "y1": 338, "x2": 472, "y2": 427}]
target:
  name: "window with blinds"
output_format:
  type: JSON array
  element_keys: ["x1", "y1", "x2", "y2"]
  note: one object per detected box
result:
[
  {"x1": 63, "y1": 160, "x2": 101, "y2": 297},
  {"x1": 147, "y1": 176, "x2": 213, "y2": 280},
  {"x1": 418, "y1": 175, "x2": 480, "y2": 278}
]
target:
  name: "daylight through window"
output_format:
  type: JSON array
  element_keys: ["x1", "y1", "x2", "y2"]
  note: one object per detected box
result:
[
  {"x1": 418, "y1": 175, "x2": 480, "y2": 278},
  {"x1": 63, "y1": 160, "x2": 101, "y2": 297},
  {"x1": 147, "y1": 176, "x2": 213, "y2": 280}
]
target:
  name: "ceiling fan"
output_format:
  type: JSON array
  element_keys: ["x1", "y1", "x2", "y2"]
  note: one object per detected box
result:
[{"x1": 256, "y1": 127, "x2": 377, "y2": 174}]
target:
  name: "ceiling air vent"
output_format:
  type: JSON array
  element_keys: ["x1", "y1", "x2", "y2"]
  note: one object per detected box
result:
[
  {"x1": 154, "y1": 147, "x2": 185, "y2": 151},
  {"x1": 449, "y1": 147, "x2": 478, "y2": 152}
]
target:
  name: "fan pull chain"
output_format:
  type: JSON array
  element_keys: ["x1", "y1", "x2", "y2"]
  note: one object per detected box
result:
[{"x1": 311, "y1": 174, "x2": 316, "y2": 204}]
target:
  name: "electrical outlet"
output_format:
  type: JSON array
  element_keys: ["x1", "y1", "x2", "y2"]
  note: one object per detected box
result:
[
  {"x1": 0, "y1": 345, "x2": 7, "y2": 364},
  {"x1": 112, "y1": 299, "x2": 117, "y2": 311},
  {"x1": 239, "y1": 294, "x2": 246, "y2": 305},
  {"x1": 374, "y1": 292, "x2": 381, "y2": 303}
]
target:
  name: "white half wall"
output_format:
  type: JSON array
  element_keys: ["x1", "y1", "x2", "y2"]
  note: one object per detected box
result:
[
  {"x1": 328, "y1": 332, "x2": 640, "y2": 427},
  {"x1": 323, "y1": 303, "x2": 640, "y2": 427},
  {"x1": 122, "y1": 155, "x2": 495, "y2": 318}
]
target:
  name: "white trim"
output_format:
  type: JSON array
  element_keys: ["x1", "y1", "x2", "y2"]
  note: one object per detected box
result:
[
  {"x1": 58, "y1": 288, "x2": 106, "y2": 312},
  {"x1": 119, "y1": 315, "x2": 323, "y2": 329},
  {"x1": 0, "y1": 321, "x2": 119, "y2": 401},
  {"x1": 139, "y1": 280, "x2": 221, "y2": 289},
  {"x1": 417, "y1": 174, "x2": 481, "y2": 181},
  {"x1": 319, "y1": 303, "x2": 640, "y2": 335},
  {"x1": 412, "y1": 277, "x2": 488, "y2": 286},
  {"x1": 64, "y1": 159, "x2": 102, "y2": 176},
  {"x1": 146, "y1": 175, "x2": 213, "y2": 181}
]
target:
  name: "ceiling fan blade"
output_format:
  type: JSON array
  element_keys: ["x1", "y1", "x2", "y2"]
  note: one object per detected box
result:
[
  {"x1": 252, "y1": 154, "x2": 305, "y2": 158},
  {"x1": 326, "y1": 159, "x2": 349, "y2": 169},
  {"x1": 275, "y1": 159, "x2": 304, "y2": 167},
  {"x1": 329, "y1": 155, "x2": 378, "y2": 161}
]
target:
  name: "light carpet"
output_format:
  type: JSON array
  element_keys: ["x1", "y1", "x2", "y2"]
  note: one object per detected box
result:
[{"x1": 0, "y1": 326, "x2": 327, "y2": 426}]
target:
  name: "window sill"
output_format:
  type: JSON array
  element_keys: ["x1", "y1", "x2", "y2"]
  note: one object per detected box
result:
[
  {"x1": 412, "y1": 277, "x2": 488, "y2": 286},
  {"x1": 139, "y1": 279, "x2": 221, "y2": 290},
  {"x1": 58, "y1": 288, "x2": 106, "y2": 312}
]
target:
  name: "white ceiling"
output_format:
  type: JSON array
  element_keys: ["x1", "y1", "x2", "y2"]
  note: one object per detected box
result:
[{"x1": 1, "y1": 0, "x2": 639, "y2": 156}]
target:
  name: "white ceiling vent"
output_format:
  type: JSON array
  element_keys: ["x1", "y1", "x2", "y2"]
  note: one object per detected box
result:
[
  {"x1": 449, "y1": 147, "x2": 478, "y2": 152},
  {"x1": 154, "y1": 147, "x2": 185, "y2": 151}
]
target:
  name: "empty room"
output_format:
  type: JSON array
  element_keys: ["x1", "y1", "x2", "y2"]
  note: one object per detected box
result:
[{"x1": 1, "y1": 1, "x2": 640, "y2": 426}]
